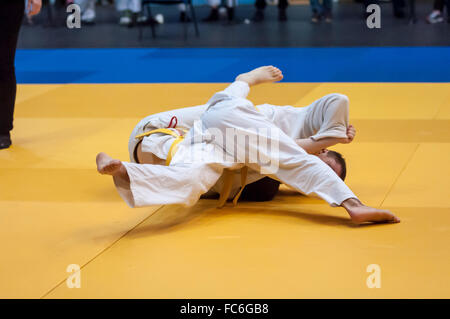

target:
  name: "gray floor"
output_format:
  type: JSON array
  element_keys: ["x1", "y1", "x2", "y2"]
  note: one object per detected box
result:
[{"x1": 18, "y1": 1, "x2": 450, "y2": 48}]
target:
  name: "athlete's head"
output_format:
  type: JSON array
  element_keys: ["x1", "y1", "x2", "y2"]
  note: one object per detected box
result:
[{"x1": 316, "y1": 149, "x2": 347, "y2": 181}]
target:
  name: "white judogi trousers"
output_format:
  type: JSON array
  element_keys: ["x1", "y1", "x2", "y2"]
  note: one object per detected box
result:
[
  {"x1": 114, "y1": 81, "x2": 357, "y2": 208},
  {"x1": 116, "y1": 0, "x2": 141, "y2": 13}
]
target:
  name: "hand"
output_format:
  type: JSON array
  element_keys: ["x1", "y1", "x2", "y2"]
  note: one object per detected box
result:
[
  {"x1": 339, "y1": 124, "x2": 356, "y2": 144},
  {"x1": 26, "y1": 0, "x2": 42, "y2": 17}
]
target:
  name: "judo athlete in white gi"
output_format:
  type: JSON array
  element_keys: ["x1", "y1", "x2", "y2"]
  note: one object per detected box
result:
[
  {"x1": 124, "y1": 77, "x2": 354, "y2": 202},
  {"x1": 97, "y1": 66, "x2": 400, "y2": 225}
]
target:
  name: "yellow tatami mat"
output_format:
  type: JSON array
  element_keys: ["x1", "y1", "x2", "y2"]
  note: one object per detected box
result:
[{"x1": 1, "y1": 83, "x2": 449, "y2": 298}]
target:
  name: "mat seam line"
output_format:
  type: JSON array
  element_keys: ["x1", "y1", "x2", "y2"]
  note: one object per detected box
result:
[
  {"x1": 432, "y1": 89, "x2": 450, "y2": 120},
  {"x1": 378, "y1": 143, "x2": 420, "y2": 208},
  {"x1": 39, "y1": 205, "x2": 165, "y2": 299}
]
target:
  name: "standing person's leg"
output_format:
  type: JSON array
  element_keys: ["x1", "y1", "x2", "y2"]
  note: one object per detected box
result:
[
  {"x1": 427, "y1": 0, "x2": 445, "y2": 23},
  {"x1": 310, "y1": 0, "x2": 322, "y2": 22},
  {"x1": 85, "y1": 0, "x2": 96, "y2": 23},
  {"x1": 434, "y1": 0, "x2": 445, "y2": 10},
  {"x1": 77, "y1": 0, "x2": 96, "y2": 23},
  {"x1": 178, "y1": 3, "x2": 190, "y2": 22},
  {"x1": 444, "y1": 0, "x2": 450, "y2": 21},
  {"x1": 128, "y1": 0, "x2": 142, "y2": 22},
  {"x1": 278, "y1": 0, "x2": 288, "y2": 21},
  {"x1": 226, "y1": 0, "x2": 237, "y2": 22},
  {"x1": 116, "y1": 0, "x2": 132, "y2": 26},
  {"x1": 392, "y1": 0, "x2": 406, "y2": 18},
  {"x1": 253, "y1": 0, "x2": 266, "y2": 22},
  {"x1": 323, "y1": 0, "x2": 333, "y2": 22},
  {"x1": 0, "y1": 0, "x2": 25, "y2": 149},
  {"x1": 203, "y1": 0, "x2": 220, "y2": 22},
  {"x1": 116, "y1": 0, "x2": 140, "y2": 26}
]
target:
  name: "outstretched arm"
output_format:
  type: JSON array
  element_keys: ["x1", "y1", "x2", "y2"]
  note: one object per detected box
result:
[
  {"x1": 296, "y1": 124, "x2": 356, "y2": 154},
  {"x1": 296, "y1": 136, "x2": 343, "y2": 154}
]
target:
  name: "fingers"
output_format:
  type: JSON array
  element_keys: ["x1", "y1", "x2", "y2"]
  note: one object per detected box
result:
[
  {"x1": 346, "y1": 124, "x2": 356, "y2": 142},
  {"x1": 383, "y1": 209, "x2": 401, "y2": 223},
  {"x1": 391, "y1": 213, "x2": 401, "y2": 223},
  {"x1": 347, "y1": 125, "x2": 356, "y2": 135}
]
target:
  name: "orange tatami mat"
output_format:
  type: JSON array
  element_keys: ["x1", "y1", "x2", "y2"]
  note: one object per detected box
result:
[{"x1": 1, "y1": 82, "x2": 449, "y2": 298}]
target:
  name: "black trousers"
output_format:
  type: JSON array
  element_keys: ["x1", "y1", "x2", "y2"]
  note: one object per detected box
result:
[
  {"x1": 363, "y1": 0, "x2": 378, "y2": 8},
  {"x1": 392, "y1": 0, "x2": 405, "y2": 14},
  {"x1": 434, "y1": 0, "x2": 450, "y2": 14},
  {"x1": 255, "y1": 0, "x2": 288, "y2": 10},
  {"x1": 0, "y1": 0, "x2": 25, "y2": 135},
  {"x1": 240, "y1": 177, "x2": 280, "y2": 202}
]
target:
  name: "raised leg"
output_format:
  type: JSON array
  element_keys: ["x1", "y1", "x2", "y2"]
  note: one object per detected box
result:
[
  {"x1": 235, "y1": 66, "x2": 283, "y2": 86},
  {"x1": 96, "y1": 152, "x2": 130, "y2": 183}
]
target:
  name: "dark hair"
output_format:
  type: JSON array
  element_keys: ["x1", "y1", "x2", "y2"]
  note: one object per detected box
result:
[
  {"x1": 327, "y1": 150, "x2": 347, "y2": 181},
  {"x1": 240, "y1": 176, "x2": 281, "y2": 202}
]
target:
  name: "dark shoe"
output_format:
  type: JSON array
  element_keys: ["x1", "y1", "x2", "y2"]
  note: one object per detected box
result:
[
  {"x1": 394, "y1": 10, "x2": 405, "y2": 18},
  {"x1": 203, "y1": 8, "x2": 219, "y2": 22},
  {"x1": 311, "y1": 11, "x2": 321, "y2": 23},
  {"x1": 0, "y1": 134, "x2": 11, "y2": 150},
  {"x1": 227, "y1": 7, "x2": 234, "y2": 21},
  {"x1": 180, "y1": 11, "x2": 191, "y2": 22},
  {"x1": 127, "y1": 13, "x2": 139, "y2": 28},
  {"x1": 278, "y1": 8, "x2": 287, "y2": 21},
  {"x1": 324, "y1": 11, "x2": 332, "y2": 23},
  {"x1": 252, "y1": 9, "x2": 264, "y2": 22}
]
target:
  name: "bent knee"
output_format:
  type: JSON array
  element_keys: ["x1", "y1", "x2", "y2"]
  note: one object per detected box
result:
[
  {"x1": 327, "y1": 93, "x2": 349, "y2": 116},
  {"x1": 330, "y1": 93, "x2": 349, "y2": 106},
  {"x1": 332, "y1": 93, "x2": 349, "y2": 107}
]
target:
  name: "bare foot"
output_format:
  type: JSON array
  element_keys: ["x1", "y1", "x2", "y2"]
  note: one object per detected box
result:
[
  {"x1": 96, "y1": 152, "x2": 123, "y2": 176},
  {"x1": 235, "y1": 66, "x2": 283, "y2": 86},
  {"x1": 342, "y1": 198, "x2": 400, "y2": 225}
]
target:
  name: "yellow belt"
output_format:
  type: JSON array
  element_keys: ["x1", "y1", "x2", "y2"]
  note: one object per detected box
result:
[
  {"x1": 216, "y1": 166, "x2": 248, "y2": 208},
  {"x1": 135, "y1": 128, "x2": 186, "y2": 166},
  {"x1": 135, "y1": 127, "x2": 248, "y2": 208}
]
